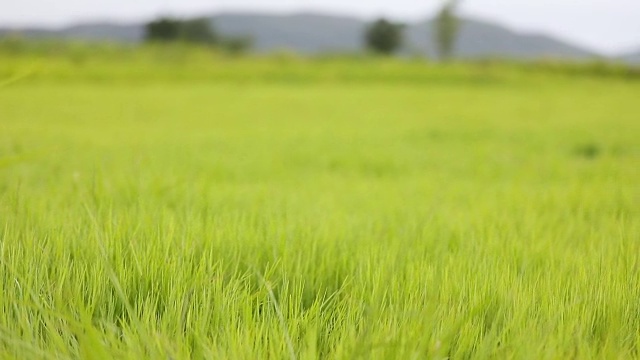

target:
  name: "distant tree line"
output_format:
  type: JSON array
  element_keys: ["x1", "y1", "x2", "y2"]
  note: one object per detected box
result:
[
  {"x1": 365, "y1": 0, "x2": 461, "y2": 60},
  {"x1": 145, "y1": 2, "x2": 462, "y2": 60},
  {"x1": 145, "y1": 17, "x2": 253, "y2": 54}
]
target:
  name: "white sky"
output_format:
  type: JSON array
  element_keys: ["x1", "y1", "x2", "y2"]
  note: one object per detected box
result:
[{"x1": 1, "y1": 0, "x2": 639, "y2": 55}]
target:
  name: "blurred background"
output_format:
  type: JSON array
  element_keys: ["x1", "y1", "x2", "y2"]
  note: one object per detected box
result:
[{"x1": 1, "y1": 0, "x2": 639, "y2": 64}]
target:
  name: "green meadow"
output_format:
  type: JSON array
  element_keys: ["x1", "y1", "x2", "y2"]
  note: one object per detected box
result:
[{"x1": 1, "y1": 45, "x2": 639, "y2": 358}]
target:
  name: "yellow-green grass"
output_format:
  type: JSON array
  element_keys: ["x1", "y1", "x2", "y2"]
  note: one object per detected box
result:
[{"x1": 1, "y1": 54, "x2": 639, "y2": 359}]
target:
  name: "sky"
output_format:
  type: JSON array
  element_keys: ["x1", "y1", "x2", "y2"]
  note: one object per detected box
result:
[{"x1": 1, "y1": 0, "x2": 639, "y2": 55}]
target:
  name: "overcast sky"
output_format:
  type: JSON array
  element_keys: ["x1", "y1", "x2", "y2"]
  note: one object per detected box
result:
[{"x1": 1, "y1": 0, "x2": 639, "y2": 55}]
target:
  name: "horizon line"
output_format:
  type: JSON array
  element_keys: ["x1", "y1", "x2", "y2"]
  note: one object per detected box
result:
[{"x1": 0, "y1": 8, "x2": 637, "y2": 56}]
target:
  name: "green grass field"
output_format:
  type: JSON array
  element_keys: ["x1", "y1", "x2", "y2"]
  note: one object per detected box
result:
[{"x1": 1, "y1": 49, "x2": 639, "y2": 358}]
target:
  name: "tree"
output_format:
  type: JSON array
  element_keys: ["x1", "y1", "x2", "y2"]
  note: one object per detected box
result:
[
  {"x1": 180, "y1": 18, "x2": 218, "y2": 44},
  {"x1": 143, "y1": 16, "x2": 254, "y2": 54},
  {"x1": 145, "y1": 18, "x2": 182, "y2": 42},
  {"x1": 144, "y1": 17, "x2": 217, "y2": 44},
  {"x1": 365, "y1": 19, "x2": 404, "y2": 55},
  {"x1": 434, "y1": 0, "x2": 461, "y2": 61}
]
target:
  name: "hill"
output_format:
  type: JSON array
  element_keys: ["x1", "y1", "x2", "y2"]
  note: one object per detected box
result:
[
  {"x1": 618, "y1": 50, "x2": 640, "y2": 64},
  {"x1": 0, "y1": 12, "x2": 598, "y2": 60},
  {"x1": 406, "y1": 18, "x2": 595, "y2": 59},
  {"x1": 0, "y1": 22, "x2": 142, "y2": 42}
]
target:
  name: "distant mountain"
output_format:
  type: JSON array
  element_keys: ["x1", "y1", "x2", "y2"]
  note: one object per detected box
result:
[
  {"x1": 0, "y1": 12, "x2": 600, "y2": 60},
  {"x1": 213, "y1": 13, "x2": 365, "y2": 54},
  {"x1": 58, "y1": 23, "x2": 143, "y2": 42},
  {"x1": 212, "y1": 13, "x2": 596, "y2": 59},
  {"x1": 406, "y1": 18, "x2": 595, "y2": 59},
  {"x1": 0, "y1": 22, "x2": 142, "y2": 42},
  {"x1": 618, "y1": 50, "x2": 640, "y2": 64}
]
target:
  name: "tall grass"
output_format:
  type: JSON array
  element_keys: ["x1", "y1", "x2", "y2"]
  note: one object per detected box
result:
[{"x1": 0, "y1": 48, "x2": 639, "y2": 358}]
